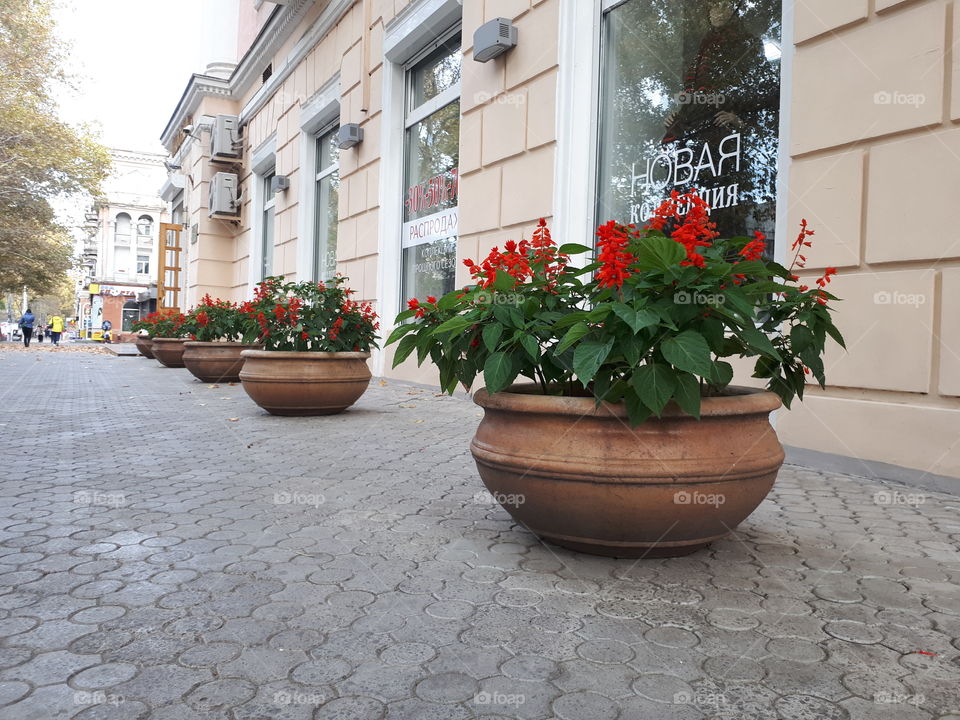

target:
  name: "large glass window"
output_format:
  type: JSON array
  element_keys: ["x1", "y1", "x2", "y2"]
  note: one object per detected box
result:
[
  {"x1": 314, "y1": 127, "x2": 340, "y2": 281},
  {"x1": 136, "y1": 254, "x2": 150, "y2": 275},
  {"x1": 400, "y1": 31, "x2": 461, "y2": 303},
  {"x1": 261, "y1": 172, "x2": 275, "y2": 278},
  {"x1": 597, "y1": 0, "x2": 782, "y2": 248}
]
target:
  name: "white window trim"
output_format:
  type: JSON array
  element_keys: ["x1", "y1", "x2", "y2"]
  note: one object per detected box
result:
[
  {"x1": 312, "y1": 125, "x2": 340, "y2": 281},
  {"x1": 556, "y1": 0, "x2": 793, "y2": 268},
  {"x1": 248, "y1": 134, "x2": 276, "y2": 289},
  {"x1": 296, "y1": 75, "x2": 341, "y2": 281},
  {"x1": 377, "y1": 0, "x2": 462, "y2": 377}
]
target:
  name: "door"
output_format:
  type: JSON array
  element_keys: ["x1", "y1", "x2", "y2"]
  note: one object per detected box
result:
[{"x1": 157, "y1": 223, "x2": 183, "y2": 314}]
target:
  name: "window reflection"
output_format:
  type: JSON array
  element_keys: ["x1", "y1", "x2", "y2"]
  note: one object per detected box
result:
[{"x1": 598, "y1": 0, "x2": 781, "y2": 248}]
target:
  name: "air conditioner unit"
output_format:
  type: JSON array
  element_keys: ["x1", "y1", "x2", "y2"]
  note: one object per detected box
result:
[
  {"x1": 211, "y1": 114, "x2": 241, "y2": 160},
  {"x1": 209, "y1": 172, "x2": 239, "y2": 217}
]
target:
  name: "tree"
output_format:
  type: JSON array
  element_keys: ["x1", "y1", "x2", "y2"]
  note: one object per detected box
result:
[{"x1": 0, "y1": 0, "x2": 110, "y2": 295}]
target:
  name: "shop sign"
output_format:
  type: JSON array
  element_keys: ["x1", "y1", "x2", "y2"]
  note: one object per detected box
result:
[
  {"x1": 98, "y1": 285, "x2": 138, "y2": 297},
  {"x1": 402, "y1": 207, "x2": 459, "y2": 249}
]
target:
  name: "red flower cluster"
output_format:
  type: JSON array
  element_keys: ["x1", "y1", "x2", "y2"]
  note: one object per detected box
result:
[
  {"x1": 463, "y1": 218, "x2": 567, "y2": 291},
  {"x1": 647, "y1": 190, "x2": 719, "y2": 268},
  {"x1": 595, "y1": 221, "x2": 636, "y2": 289}
]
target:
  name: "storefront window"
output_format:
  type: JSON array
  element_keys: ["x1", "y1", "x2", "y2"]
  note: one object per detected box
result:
[
  {"x1": 261, "y1": 172, "x2": 275, "y2": 278},
  {"x1": 401, "y1": 32, "x2": 461, "y2": 304},
  {"x1": 597, "y1": 0, "x2": 781, "y2": 247},
  {"x1": 314, "y1": 126, "x2": 340, "y2": 281}
]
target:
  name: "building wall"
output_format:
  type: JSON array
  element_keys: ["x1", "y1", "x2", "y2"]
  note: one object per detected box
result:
[
  {"x1": 160, "y1": 0, "x2": 960, "y2": 481},
  {"x1": 776, "y1": 0, "x2": 960, "y2": 478}
]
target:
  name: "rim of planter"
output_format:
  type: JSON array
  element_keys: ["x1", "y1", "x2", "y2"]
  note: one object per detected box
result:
[
  {"x1": 184, "y1": 341, "x2": 261, "y2": 348},
  {"x1": 240, "y1": 350, "x2": 371, "y2": 360},
  {"x1": 473, "y1": 383, "x2": 781, "y2": 419},
  {"x1": 152, "y1": 337, "x2": 190, "y2": 344}
]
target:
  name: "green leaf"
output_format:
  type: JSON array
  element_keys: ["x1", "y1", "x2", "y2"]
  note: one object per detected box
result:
[
  {"x1": 431, "y1": 315, "x2": 473, "y2": 336},
  {"x1": 385, "y1": 322, "x2": 417, "y2": 346},
  {"x1": 573, "y1": 339, "x2": 614, "y2": 386},
  {"x1": 624, "y1": 389, "x2": 654, "y2": 427},
  {"x1": 790, "y1": 324, "x2": 814, "y2": 353},
  {"x1": 556, "y1": 322, "x2": 591, "y2": 353},
  {"x1": 631, "y1": 363, "x2": 677, "y2": 415},
  {"x1": 635, "y1": 236, "x2": 686, "y2": 271},
  {"x1": 709, "y1": 360, "x2": 734, "y2": 387},
  {"x1": 661, "y1": 330, "x2": 714, "y2": 376},
  {"x1": 739, "y1": 325, "x2": 782, "y2": 360},
  {"x1": 824, "y1": 322, "x2": 846, "y2": 349},
  {"x1": 558, "y1": 243, "x2": 592, "y2": 255},
  {"x1": 391, "y1": 334, "x2": 418, "y2": 367},
  {"x1": 482, "y1": 323, "x2": 502, "y2": 352},
  {"x1": 520, "y1": 334, "x2": 540, "y2": 360},
  {"x1": 611, "y1": 303, "x2": 659, "y2": 334},
  {"x1": 673, "y1": 373, "x2": 702, "y2": 419},
  {"x1": 483, "y1": 352, "x2": 517, "y2": 394}
]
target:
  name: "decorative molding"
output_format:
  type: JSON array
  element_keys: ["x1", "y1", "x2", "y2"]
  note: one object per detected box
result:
[
  {"x1": 239, "y1": 0, "x2": 355, "y2": 124},
  {"x1": 160, "y1": 75, "x2": 232, "y2": 148}
]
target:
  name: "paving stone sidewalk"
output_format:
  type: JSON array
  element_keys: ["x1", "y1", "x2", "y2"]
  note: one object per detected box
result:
[{"x1": 0, "y1": 350, "x2": 958, "y2": 720}]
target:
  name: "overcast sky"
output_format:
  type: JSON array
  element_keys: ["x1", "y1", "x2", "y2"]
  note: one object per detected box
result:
[{"x1": 54, "y1": 0, "x2": 207, "y2": 155}]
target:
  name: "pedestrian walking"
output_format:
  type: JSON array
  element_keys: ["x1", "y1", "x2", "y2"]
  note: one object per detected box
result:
[
  {"x1": 101, "y1": 319, "x2": 112, "y2": 344},
  {"x1": 36, "y1": 322, "x2": 44, "y2": 343},
  {"x1": 49, "y1": 315, "x2": 64, "y2": 346},
  {"x1": 18, "y1": 309, "x2": 35, "y2": 348}
]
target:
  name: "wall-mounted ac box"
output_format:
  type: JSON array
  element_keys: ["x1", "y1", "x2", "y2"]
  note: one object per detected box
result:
[
  {"x1": 211, "y1": 114, "x2": 241, "y2": 160},
  {"x1": 209, "y1": 172, "x2": 239, "y2": 217}
]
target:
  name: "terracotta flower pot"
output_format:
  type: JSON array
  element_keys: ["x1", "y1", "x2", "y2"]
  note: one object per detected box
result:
[
  {"x1": 135, "y1": 335, "x2": 155, "y2": 359},
  {"x1": 470, "y1": 385, "x2": 784, "y2": 558},
  {"x1": 239, "y1": 350, "x2": 371, "y2": 416},
  {"x1": 183, "y1": 342, "x2": 263, "y2": 383},
  {"x1": 151, "y1": 338, "x2": 190, "y2": 368}
]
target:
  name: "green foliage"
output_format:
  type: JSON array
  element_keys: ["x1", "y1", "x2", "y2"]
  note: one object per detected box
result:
[
  {"x1": 0, "y1": 0, "x2": 110, "y2": 294},
  {"x1": 240, "y1": 276, "x2": 380, "y2": 352},
  {"x1": 388, "y1": 205, "x2": 844, "y2": 426}
]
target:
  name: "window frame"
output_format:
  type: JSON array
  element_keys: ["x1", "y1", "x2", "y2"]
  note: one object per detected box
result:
[
  {"x1": 312, "y1": 122, "x2": 340, "y2": 282},
  {"x1": 261, "y1": 171, "x2": 276, "y2": 279}
]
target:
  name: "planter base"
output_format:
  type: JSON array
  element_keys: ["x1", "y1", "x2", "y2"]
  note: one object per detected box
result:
[
  {"x1": 151, "y1": 338, "x2": 189, "y2": 368},
  {"x1": 183, "y1": 342, "x2": 261, "y2": 383},
  {"x1": 536, "y1": 533, "x2": 712, "y2": 558}
]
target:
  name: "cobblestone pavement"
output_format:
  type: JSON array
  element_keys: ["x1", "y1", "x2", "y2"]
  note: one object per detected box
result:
[{"x1": 0, "y1": 350, "x2": 959, "y2": 720}]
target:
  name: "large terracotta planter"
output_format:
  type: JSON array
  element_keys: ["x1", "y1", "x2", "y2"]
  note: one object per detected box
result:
[
  {"x1": 183, "y1": 342, "x2": 262, "y2": 383},
  {"x1": 135, "y1": 335, "x2": 155, "y2": 359},
  {"x1": 151, "y1": 338, "x2": 190, "y2": 368},
  {"x1": 470, "y1": 385, "x2": 784, "y2": 558},
  {"x1": 239, "y1": 350, "x2": 371, "y2": 416}
]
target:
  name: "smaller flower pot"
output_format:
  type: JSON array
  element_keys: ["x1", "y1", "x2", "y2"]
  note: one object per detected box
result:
[
  {"x1": 135, "y1": 335, "x2": 155, "y2": 359},
  {"x1": 151, "y1": 338, "x2": 190, "y2": 368},
  {"x1": 239, "y1": 350, "x2": 371, "y2": 416},
  {"x1": 183, "y1": 342, "x2": 263, "y2": 383}
]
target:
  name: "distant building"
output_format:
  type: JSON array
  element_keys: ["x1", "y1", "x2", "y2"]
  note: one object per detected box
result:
[{"x1": 77, "y1": 149, "x2": 168, "y2": 337}]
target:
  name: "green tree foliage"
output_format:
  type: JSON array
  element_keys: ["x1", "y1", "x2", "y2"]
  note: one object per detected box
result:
[{"x1": 0, "y1": 0, "x2": 110, "y2": 294}]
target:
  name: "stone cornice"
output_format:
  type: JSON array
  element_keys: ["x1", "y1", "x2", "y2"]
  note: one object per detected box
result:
[{"x1": 160, "y1": 74, "x2": 233, "y2": 149}]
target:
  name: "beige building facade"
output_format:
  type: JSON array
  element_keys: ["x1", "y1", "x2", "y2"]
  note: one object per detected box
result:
[{"x1": 160, "y1": 0, "x2": 960, "y2": 483}]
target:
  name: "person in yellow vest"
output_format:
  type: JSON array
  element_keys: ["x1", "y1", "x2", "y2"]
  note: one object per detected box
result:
[{"x1": 49, "y1": 315, "x2": 64, "y2": 346}]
